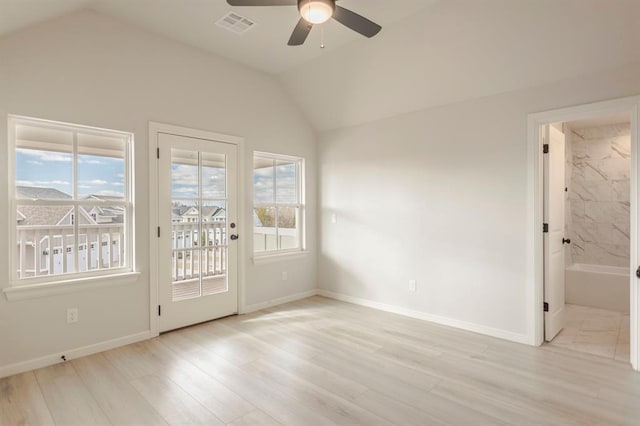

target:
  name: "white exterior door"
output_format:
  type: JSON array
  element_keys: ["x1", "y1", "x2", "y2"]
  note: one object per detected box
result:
[
  {"x1": 544, "y1": 125, "x2": 567, "y2": 341},
  {"x1": 158, "y1": 132, "x2": 238, "y2": 332}
]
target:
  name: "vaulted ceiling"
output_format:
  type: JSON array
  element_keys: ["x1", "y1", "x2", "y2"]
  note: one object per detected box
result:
[
  {"x1": 1, "y1": 0, "x2": 639, "y2": 131},
  {"x1": 0, "y1": 0, "x2": 434, "y2": 73}
]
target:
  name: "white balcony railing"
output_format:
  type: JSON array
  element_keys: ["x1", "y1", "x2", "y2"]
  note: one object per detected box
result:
[
  {"x1": 16, "y1": 223, "x2": 124, "y2": 279},
  {"x1": 171, "y1": 221, "x2": 227, "y2": 282},
  {"x1": 17, "y1": 221, "x2": 299, "y2": 285},
  {"x1": 253, "y1": 227, "x2": 299, "y2": 252}
]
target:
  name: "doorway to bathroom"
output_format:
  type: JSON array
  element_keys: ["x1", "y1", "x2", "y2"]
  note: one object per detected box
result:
[
  {"x1": 545, "y1": 115, "x2": 631, "y2": 362},
  {"x1": 528, "y1": 96, "x2": 640, "y2": 372}
]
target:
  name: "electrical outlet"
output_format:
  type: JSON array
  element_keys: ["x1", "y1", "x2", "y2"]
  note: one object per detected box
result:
[
  {"x1": 409, "y1": 280, "x2": 417, "y2": 292},
  {"x1": 67, "y1": 308, "x2": 78, "y2": 324},
  {"x1": 331, "y1": 213, "x2": 338, "y2": 224},
  {"x1": 282, "y1": 271, "x2": 288, "y2": 281}
]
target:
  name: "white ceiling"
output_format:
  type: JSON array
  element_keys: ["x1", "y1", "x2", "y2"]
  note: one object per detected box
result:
[
  {"x1": 0, "y1": 0, "x2": 436, "y2": 74},
  {"x1": 280, "y1": 0, "x2": 640, "y2": 130},
  {"x1": 1, "y1": 0, "x2": 639, "y2": 131}
]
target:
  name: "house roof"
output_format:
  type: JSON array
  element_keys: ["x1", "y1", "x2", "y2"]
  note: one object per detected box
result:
[
  {"x1": 84, "y1": 194, "x2": 125, "y2": 201},
  {"x1": 16, "y1": 188, "x2": 124, "y2": 226},
  {"x1": 16, "y1": 186, "x2": 71, "y2": 200},
  {"x1": 17, "y1": 205, "x2": 74, "y2": 227}
]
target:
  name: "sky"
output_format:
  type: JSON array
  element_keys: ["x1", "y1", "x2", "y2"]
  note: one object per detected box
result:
[
  {"x1": 16, "y1": 148, "x2": 125, "y2": 198},
  {"x1": 172, "y1": 162, "x2": 225, "y2": 199},
  {"x1": 253, "y1": 161, "x2": 297, "y2": 204},
  {"x1": 16, "y1": 147, "x2": 297, "y2": 203}
]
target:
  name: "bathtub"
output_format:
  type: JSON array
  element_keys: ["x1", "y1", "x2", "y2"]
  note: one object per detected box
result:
[{"x1": 565, "y1": 263, "x2": 630, "y2": 313}]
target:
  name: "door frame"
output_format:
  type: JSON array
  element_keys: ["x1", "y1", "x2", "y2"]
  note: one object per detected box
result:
[
  {"x1": 527, "y1": 95, "x2": 640, "y2": 371},
  {"x1": 148, "y1": 122, "x2": 245, "y2": 336}
]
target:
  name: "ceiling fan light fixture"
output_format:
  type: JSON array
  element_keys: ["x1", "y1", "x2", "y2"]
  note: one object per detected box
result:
[{"x1": 299, "y1": 0, "x2": 335, "y2": 24}]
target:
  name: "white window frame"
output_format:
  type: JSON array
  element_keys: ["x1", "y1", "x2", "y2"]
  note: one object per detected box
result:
[
  {"x1": 6, "y1": 115, "x2": 136, "y2": 290},
  {"x1": 252, "y1": 151, "x2": 306, "y2": 259}
]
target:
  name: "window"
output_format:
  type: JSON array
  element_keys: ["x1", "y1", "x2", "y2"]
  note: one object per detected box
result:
[
  {"x1": 253, "y1": 152, "x2": 304, "y2": 255},
  {"x1": 10, "y1": 116, "x2": 133, "y2": 283}
]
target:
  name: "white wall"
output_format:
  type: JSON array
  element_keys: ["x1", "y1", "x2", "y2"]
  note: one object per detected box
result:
[
  {"x1": 0, "y1": 10, "x2": 317, "y2": 371},
  {"x1": 318, "y1": 62, "x2": 640, "y2": 340}
]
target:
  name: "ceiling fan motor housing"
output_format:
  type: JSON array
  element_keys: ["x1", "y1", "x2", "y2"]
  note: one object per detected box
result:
[{"x1": 298, "y1": 0, "x2": 336, "y2": 24}]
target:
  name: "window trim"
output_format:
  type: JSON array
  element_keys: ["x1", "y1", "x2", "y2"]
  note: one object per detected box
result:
[
  {"x1": 7, "y1": 115, "x2": 135, "y2": 288},
  {"x1": 252, "y1": 151, "x2": 305, "y2": 258}
]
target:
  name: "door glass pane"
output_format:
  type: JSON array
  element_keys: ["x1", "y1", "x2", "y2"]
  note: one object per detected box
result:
[
  {"x1": 172, "y1": 149, "x2": 198, "y2": 199},
  {"x1": 202, "y1": 200, "x2": 227, "y2": 296},
  {"x1": 202, "y1": 152, "x2": 226, "y2": 199},
  {"x1": 170, "y1": 150, "x2": 228, "y2": 301},
  {"x1": 172, "y1": 250, "x2": 202, "y2": 301},
  {"x1": 172, "y1": 200, "x2": 199, "y2": 249}
]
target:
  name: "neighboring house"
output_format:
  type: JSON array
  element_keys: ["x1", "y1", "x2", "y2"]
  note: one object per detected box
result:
[
  {"x1": 171, "y1": 204, "x2": 227, "y2": 249},
  {"x1": 84, "y1": 194, "x2": 125, "y2": 224},
  {"x1": 171, "y1": 204, "x2": 226, "y2": 223}
]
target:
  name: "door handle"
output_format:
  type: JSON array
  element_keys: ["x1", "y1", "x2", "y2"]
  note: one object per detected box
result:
[
  {"x1": 636, "y1": 266, "x2": 640, "y2": 279},
  {"x1": 562, "y1": 238, "x2": 571, "y2": 245},
  {"x1": 230, "y1": 234, "x2": 239, "y2": 241}
]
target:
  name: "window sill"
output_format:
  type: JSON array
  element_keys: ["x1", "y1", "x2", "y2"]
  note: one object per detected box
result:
[
  {"x1": 3, "y1": 272, "x2": 141, "y2": 302},
  {"x1": 252, "y1": 250, "x2": 310, "y2": 265}
]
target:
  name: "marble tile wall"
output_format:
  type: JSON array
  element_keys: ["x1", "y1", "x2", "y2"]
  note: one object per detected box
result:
[
  {"x1": 566, "y1": 123, "x2": 631, "y2": 267},
  {"x1": 565, "y1": 127, "x2": 573, "y2": 265}
]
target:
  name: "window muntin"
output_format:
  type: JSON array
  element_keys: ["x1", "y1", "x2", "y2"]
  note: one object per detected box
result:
[
  {"x1": 11, "y1": 116, "x2": 133, "y2": 283},
  {"x1": 253, "y1": 152, "x2": 304, "y2": 254}
]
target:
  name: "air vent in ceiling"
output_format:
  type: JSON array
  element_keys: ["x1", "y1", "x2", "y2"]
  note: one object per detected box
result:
[{"x1": 216, "y1": 12, "x2": 256, "y2": 35}]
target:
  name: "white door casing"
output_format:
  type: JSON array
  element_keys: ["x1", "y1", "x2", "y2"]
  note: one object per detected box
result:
[
  {"x1": 543, "y1": 125, "x2": 566, "y2": 341},
  {"x1": 157, "y1": 132, "x2": 238, "y2": 332}
]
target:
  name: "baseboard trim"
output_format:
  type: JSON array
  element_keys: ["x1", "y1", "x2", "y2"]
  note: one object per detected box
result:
[
  {"x1": 242, "y1": 289, "x2": 318, "y2": 314},
  {"x1": 0, "y1": 289, "x2": 531, "y2": 378},
  {"x1": 0, "y1": 330, "x2": 155, "y2": 379},
  {"x1": 318, "y1": 289, "x2": 530, "y2": 345}
]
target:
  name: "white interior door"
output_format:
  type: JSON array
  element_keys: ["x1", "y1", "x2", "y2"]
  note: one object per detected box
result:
[
  {"x1": 158, "y1": 132, "x2": 238, "y2": 333},
  {"x1": 544, "y1": 125, "x2": 566, "y2": 341}
]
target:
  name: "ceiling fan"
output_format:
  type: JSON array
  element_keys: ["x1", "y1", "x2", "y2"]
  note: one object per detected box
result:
[{"x1": 226, "y1": 0, "x2": 382, "y2": 46}]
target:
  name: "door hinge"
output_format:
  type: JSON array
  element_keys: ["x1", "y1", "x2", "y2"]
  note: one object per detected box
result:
[
  {"x1": 157, "y1": 226, "x2": 161, "y2": 238},
  {"x1": 543, "y1": 302, "x2": 549, "y2": 312},
  {"x1": 543, "y1": 223, "x2": 549, "y2": 233},
  {"x1": 543, "y1": 144, "x2": 549, "y2": 154},
  {"x1": 157, "y1": 148, "x2": 160, "y2": 159},
  {"x1": 158, "y1": 305, "x2": 161, "y2": 316}
]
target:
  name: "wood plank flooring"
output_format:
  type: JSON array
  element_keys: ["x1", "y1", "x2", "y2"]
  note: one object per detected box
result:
[{"x1": 2, "y1": 296, "x2": 640, "y2": 425}]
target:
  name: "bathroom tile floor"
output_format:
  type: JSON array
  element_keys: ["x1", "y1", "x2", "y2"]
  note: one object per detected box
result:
[{"x1": 548, "y1": 304, "x2": 630, "y2": 363}]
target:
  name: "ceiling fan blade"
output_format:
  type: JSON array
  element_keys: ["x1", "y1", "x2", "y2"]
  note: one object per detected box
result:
[
  {"x1": 227, "y1": 0, "x2": 296, "y2": 6},
  {"x1": 288, "y1": 18, "x2": 313, "y2": 46},
  {"x1": 332, "y1": 6, "x2": 381, "y2": 38}
]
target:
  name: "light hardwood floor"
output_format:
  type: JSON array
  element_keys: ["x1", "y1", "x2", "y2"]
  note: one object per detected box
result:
[{"x1": 2, "y1": 296, "x2": 640, "y2": 425}]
